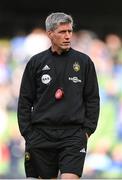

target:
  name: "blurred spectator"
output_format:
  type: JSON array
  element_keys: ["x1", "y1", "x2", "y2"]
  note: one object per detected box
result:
[
  {"x1": 109, "y1": 144, "x2": 122, "y2": 177},
  {"x1": 105, "y1": 34, "x2": 122, "y2": 60},
  {"x1": 71, "y1": 30, "x2": 97, "y2": 55},
  {"x1": 0, "y1": 140, "x2": 10, "y2": 178},
  {"x1": 24, "y1": 28, "x2": 51, "y2": 58},
  {"x1": 6, "y1": 128, "x2": 24, "y2": 178},
  {"x1": 84, "y1": 138, "x2": 112, "y2": 178},
  {"x1": 10, "y1": 34, "x2": 26, "y2": 65},
  {"x1": 116, "y1": 97, "x2": 122, "y2": 140},
  {"x1": 0, "y1": 40, "x2": 11, "y2": 85}
]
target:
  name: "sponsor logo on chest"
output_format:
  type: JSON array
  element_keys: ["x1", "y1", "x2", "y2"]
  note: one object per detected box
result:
[
  {"x1": 41, "y1": 74, "x2": 51, "y2": 84},
  {"x1": 69, "y1": 76, "x2": 82, "y2": 83}
]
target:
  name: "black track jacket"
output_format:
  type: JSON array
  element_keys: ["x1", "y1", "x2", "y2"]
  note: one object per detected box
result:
[{"x1": 17, "y1": 48, "x2": 100, "y2": 139}]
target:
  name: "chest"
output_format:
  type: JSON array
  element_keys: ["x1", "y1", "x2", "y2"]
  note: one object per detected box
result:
[{"x1": 35, "y1": 57, "x2": 85, "y2": 92}]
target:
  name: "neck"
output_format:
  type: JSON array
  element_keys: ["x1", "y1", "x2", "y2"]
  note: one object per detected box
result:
[{"x1": 51, "y1": 46, "x2": 70, "y2": 55}]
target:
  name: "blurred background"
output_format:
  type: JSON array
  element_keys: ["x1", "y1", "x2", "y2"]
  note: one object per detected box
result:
[{"x1": 0, "y1": 0, "x2": 122, "y2": 179}]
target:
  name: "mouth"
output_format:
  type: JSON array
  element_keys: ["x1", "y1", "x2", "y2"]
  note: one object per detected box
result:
[{"x1": 62, "y1": 42, "x2": 70, "y2": 46}]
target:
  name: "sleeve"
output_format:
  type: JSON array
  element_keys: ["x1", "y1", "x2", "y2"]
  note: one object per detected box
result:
[
  {"x1": 83, "y1": 57, "x2": 100, "y2": 137},
  {"x1": 17, "y1": 57, "x2": 36, "y2": 140}
]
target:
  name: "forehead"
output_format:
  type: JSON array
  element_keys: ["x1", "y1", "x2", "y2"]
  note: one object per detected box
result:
[{"x1": 55, "y1": 23, "x2": 73, "y2": 31}]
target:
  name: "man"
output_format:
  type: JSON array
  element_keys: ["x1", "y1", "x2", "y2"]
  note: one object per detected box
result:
[{"x1": 17, "y1": 12, "x2": 100, "y2": 179}]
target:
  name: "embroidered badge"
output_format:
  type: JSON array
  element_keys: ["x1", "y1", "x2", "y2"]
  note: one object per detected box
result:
[
  {"x1": 25, "y1": 152, "x2": 30, "y2": 161},
  {"x1": 73, "y1": 62, "x2": 80, "y2": 72}
]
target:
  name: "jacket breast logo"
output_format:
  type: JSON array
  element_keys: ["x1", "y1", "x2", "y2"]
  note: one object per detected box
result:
[
  {"x1": 73, "y1": 62, "x2": 80, "y2": 72},
  {"x1": 41, "y1": 74, "x2": 51, "y2": 84},
  {"x1": 25, "y1": 152, "x2": 30, "y2": 161},
  {"x1": 69, "y1": 77, "x2": 82, "y2": 83},
  {"x1": 42, "y1": 65, "x2": 50, "y2": 70}
]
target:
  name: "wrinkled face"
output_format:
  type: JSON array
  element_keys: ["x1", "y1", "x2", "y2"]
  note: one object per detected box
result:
[{"x1": 47, "y1": 23, "x2": 73, "y2": 52}]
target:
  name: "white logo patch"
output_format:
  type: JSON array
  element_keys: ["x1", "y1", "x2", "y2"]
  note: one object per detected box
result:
[
  {"x1": 42, "y1": 65, "x2": 50, "y2": 70},
  {"x1": 41, "y1": 74, "x2": 51, "y2": 84},
  {"x1": 69, "y1": 77, "x2": 82, "y2": 83}
]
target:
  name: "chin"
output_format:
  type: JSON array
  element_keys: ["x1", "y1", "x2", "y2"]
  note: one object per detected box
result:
[{"x1": 62, "y1": 46, "x2": 70, "y2": 51}]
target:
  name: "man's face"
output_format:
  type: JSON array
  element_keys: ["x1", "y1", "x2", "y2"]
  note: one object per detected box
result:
[{"x1": 48, "y1": 23, "x2": 73, "y2": 51}]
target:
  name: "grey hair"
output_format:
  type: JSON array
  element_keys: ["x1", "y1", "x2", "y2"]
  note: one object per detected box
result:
[{"x1": 45, "y1": 12, "x2": 73, "y2": 31}]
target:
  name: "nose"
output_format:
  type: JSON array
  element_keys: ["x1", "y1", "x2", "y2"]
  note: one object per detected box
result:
[{"x1": 65, "y1": 31, "x2": 71, "y2": 39}]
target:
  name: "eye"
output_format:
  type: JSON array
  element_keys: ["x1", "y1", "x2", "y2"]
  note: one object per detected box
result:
[{"x1": 59, "y1": 30, "x2": 66, "y2": 34}]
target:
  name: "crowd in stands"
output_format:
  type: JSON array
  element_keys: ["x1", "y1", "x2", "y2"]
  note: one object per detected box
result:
[{"x1": 0, "y1": 28, "x2": 122, "y2": 178}]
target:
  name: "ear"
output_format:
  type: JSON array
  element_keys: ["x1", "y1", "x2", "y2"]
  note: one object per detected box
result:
[{"x1": 47, "y1": 31, "x2": 53, "y2": 39}]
